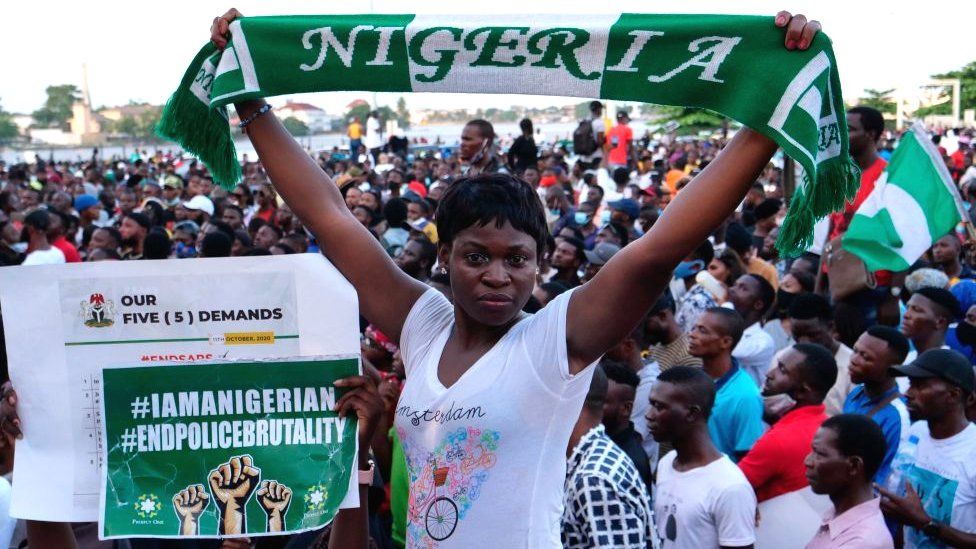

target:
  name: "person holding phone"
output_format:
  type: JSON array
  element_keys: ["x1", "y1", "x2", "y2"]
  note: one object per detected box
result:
[{"x1": 458, "y1": 119, "x2": 503, "y2": 176}]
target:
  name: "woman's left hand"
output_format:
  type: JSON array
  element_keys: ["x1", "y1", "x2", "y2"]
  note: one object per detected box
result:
[
  {"x1": 334, "y1": 375, "x2": 384, "y2": 466},
  {"x1": 774, "y1": 11, "x2": 822, "y2": 51}
]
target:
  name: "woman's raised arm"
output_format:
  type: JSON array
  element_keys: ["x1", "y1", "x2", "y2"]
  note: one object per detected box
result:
[
  {"x1": 213, "y1": 10, "x2": 427, "y2": 343},
  {"x1": 565, "y1": 12, "x2": 820, "y2": 373}
]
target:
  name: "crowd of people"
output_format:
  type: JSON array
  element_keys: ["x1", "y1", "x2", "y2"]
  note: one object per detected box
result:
[{"x1": 0, "y1": 11, "x2": 975, "y2": 549}]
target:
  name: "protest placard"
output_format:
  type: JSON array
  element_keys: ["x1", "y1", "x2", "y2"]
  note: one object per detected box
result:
[
  {"x1": 99, "y1": 356, "x2": 358, "y2": 539},
  {"x1": 0, "y1": 255, "x2": 360, "y2": 521}
]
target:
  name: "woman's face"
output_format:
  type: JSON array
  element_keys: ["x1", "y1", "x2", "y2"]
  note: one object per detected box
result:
[
  {"x1": 442, "y1": 220, "x2": 538, "y2": 327},
  {"x1": 345, "y1": 188, "x2": 362, "y2": 210},
  {"x1": 707, "y1": 259, "x2": 731, "y2": 285},
  {"x1": 780, "y1": 273, "x2": 803, "y2": 294}
]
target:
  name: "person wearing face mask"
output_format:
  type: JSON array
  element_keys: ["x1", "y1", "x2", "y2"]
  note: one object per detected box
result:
[
  {"x1": 574, "y1": 201, "x2": 600, "y2": 250},
  {"x1": 458, "y1": 119, "x2": 502, "y2": 176},
  {"x1": 546, "y1": 185, "x2": 576, "y2": 236},
  {"x1": 946, "y1": 279, "x2": 976, "y2": 363}
]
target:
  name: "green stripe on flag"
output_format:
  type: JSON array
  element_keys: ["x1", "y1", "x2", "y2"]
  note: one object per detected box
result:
[{"x1": 842, "y1": 123, "x2": 963, "y2": 272}]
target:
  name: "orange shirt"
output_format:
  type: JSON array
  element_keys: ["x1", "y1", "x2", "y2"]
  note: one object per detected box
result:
[{"x1": 605, "y1": 124, "x2": 633, "y2": 165}]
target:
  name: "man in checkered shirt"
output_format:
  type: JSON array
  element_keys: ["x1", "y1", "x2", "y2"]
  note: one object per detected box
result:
[{"x1": 562, "y1": 364, "x2": 656, "y2": 549}]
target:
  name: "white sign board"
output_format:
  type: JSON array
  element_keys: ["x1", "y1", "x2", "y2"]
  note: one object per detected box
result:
[{"x1": 0, "y1": 255, "x2": 359, "y2": 521}]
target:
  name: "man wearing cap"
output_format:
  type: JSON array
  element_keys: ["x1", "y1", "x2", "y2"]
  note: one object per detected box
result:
[
  {"x1": 119, "y1": 212, "x2": 151, "y2": 260},
  {"x1": 582, "y1": 243, "x2": 620, "y2": 284},
  {"x1": 181, "y1": 195, "x2": 214, "y2": 225},
  {"x1": 901, "y1": 287, "x2": 961, "y2": 366},
  {"x1": 74, "y1": 194, "x2": 103, "y2": 243},
  {"x1": 607, "y1": 198, "x2": 641, "y2": 242},
  {"x1": 163, "y1": 175, "x2": 185, "y2": 208},
  {"x1": 605, "y1": 111, "x2": 635, "y2": 172},
  {"x1": 879, "y1": 349, "x2": 976, "y2": 548}
]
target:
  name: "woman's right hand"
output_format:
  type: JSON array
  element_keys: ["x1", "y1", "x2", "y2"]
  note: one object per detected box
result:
[
  {"x1": 0, "y1": 381, "x2": 22, "y2": 448},
  {"x1": 210, "y1": 8, "x2": 243, "y2": 50}
]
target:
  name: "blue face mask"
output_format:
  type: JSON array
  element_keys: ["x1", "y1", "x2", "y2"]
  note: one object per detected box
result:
[
  {"x1": 600, "y1": 210, "x2": 612, "y2": 225},
  {"x1": 175, "y1": 242, "x2": 196, "y2": 258},
  {"x1": 574, "y1": 211, "x2": 591, "y2": 225},
  {"x1": 674, "y1": 259, "x2": 705, "y2": 280}
]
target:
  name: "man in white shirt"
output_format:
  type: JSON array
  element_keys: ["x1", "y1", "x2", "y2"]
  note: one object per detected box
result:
[
  {"x1": 880, "y1": 349, "x2": 976, "y2": 548},
  {"x1": 728, "y1": 274, "x2": 776, "y2": 386},
  {"x1": 648, "y1": 366, "x2": 757, "y2": 549},
  {"x1": 364, "y1": 110, "x2": 383, "y2": 164},
  {"x1": 21, "y1": 210, "x2": 65, "y2": 266}
]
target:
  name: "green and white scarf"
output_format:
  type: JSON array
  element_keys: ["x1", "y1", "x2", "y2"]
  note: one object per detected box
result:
[{"x1": 158, "y1": 13, "x2": 858, "y2": 254}]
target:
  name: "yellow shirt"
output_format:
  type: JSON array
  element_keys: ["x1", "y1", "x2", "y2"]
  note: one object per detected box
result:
[
  {"x1": 347, "y1": 122, "x2": 363, "y2": 139},
  {"x1": 747, "y1": 256, "x2": 779, "y2": 290}
]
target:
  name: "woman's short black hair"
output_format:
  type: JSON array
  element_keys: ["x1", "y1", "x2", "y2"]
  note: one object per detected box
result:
[{"x1": 435, "y1": 173, "x2": 548, "y2": 259}]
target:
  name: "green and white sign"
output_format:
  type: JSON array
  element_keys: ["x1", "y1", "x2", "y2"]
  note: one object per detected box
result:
[
  {"x1": 160, "y1": 13, "x2": 859, "y2": 255},
  {"x1": 99, "y1": 356, "x2": 360, "y2": 539}
]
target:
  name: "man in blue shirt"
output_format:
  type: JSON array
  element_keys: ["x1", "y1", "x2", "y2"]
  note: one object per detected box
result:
[
  {"x1": 688, "y1": 307, "x2": 764, "y2": 461},
  {"x1": 844, "y1": 325, "x2": 911, "y2": 486}
]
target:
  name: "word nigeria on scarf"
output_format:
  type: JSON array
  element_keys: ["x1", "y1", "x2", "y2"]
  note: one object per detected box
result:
[{"x1": 158, "y1": 14, "x2": 859, "y2": 254}]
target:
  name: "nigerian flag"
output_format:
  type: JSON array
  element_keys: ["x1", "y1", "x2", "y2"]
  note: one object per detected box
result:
[{"x1": 842, "y1": 122, "x2": 966, "y2": 272}]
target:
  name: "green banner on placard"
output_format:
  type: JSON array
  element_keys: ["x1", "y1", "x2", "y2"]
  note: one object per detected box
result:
[{"x1": 99, "y1": 357, "x2": 359, "y2": 539}]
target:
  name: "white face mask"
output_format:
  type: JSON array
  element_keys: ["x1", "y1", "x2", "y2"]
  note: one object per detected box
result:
[{"x1": 10, "y1": 242, "x2": 28, "y2": 253}]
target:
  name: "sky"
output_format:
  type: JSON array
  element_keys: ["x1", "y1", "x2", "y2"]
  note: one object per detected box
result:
[{"x1": 3, "y1": 1, "x2": 974, "y2": 116}]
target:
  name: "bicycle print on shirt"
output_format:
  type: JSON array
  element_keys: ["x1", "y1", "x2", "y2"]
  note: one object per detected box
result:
[{"x1": 399, "y1": 426, "x2": 500, "y2": 547}]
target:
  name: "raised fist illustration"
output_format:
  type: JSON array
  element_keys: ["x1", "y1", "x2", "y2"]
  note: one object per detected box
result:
[
  {"x1": 209, "y1": 455, "x2": 261, "y2": 535},
  {"x1": 173, "y1": 484, "x2": 210, "y2": 536},
  {"x1": 256, "y1": 480, "x2": 292, "y2": 532}
]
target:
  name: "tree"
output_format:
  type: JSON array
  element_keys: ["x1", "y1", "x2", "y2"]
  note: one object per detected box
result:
[
  {"x1": 32, "y1": 84, "x2": 81, "y2": 129},
  {"x1": 116, "y1": 116, "x2": 139, "y2": 136},
  {"x1": 395, "y1": 96, "x2": 411, "y2": 129},
  {"x1": 860, "y1": 88, "x2": 896, "y2": 114},
  {"x1": 136, "y1": 106, "x2": 161, "y2": 138},
  {"x1": 0, "y1": 99, "x2": 18, "y2": 143},
  {"x1": 915, "y1": 60, "x2": 976, "y2": 117},
  {"x1": 651, "y1": 105, "x2": 724, "y2": 132},
  {"x1": 345, "y1": 102, "x2": 370, "y2": 124},
  {"x1": 282, "y1": 116, "x2": 310, "y2": 136}
]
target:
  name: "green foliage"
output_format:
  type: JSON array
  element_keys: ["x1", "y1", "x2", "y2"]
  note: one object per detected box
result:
[
  {"x1": 575, "y1": 102, "x2": 591, "y2": 120},
  {"x1": 915, "y1": 60, "x2": 976, "y2": 117},
  {"x1": 282, "y1": 116, "x2": 310, "y2": 137},
  {"x1": 32, "y1": 84, "x2": 81, "y2": 129},
  {"x1": 116, "y1": 116, "x2": 139, "y2": 136},
  {"x1": 653, "y1": 105, "x2": 724, "y2": 131},
  {"x1": 859, "y1": 88, "x2": 896, "y2": 114},
  {"x1": 395, "y1": 96, "x2": 411, "y2": 129},
  {"x1": 0, "y1": 99, "x2": 18, "y2": 143},
  {"x1": 345, "y1": 102, "x2": 370, "y2": 124}
]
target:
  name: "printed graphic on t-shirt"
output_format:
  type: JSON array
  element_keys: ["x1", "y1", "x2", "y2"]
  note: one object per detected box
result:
[
  {"x1": 400, "y1": 426, "x2": 500, "y2": 547},
  {"x1": 905, "y1": 466, "x2": 958, "y2": 548}
]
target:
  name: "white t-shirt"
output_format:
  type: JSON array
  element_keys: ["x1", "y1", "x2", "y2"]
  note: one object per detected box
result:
[
  {"x1": 901, "y1": 422, "x2": 976, "y2": 548},
  {"x1": 364, "y1": 116, "x2": 382, "y2": 149},
  {"x1": 655, "y1": 451, "x2": 757, "y2": 549},
  {"x1": 22, "y1": 247, "x2": 65, "y2": 266},
  {"x1": 631, "y1": 361, "x2": 660, "y2": 469},
  {"x1": 395, "y1": 288, "x2": 595, "y2": 548},
  {"x1": 733, "y1": 322, "x2": 776, "y2": 387}
]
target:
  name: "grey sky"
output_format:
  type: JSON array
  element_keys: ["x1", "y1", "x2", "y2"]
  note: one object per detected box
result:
[{"x1": 3, "y1": 1, "x2": 972, "y2": 115}]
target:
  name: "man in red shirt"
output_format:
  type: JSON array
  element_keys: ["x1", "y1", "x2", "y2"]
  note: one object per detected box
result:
[
  {"x1": 738, "y1": 343, "x2": 836, "y2": 502},
  {"x1": 605, "y1": 111, "x2": 635, "y2": 171},
  {"x1": 47, "y1": 210, "x2": 81, "y2": 263},
  {"x1": 829, "y1": 106, "x2": 887, "y2": 241}
]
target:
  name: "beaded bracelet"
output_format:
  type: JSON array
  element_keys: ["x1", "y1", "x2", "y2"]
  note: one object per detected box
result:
[{"x1": 238, "y1": 104, "x2": 273, "y2": 132}]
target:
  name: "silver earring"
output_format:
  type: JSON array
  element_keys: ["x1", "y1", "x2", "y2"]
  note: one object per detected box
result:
[{"x1": 439, "y1": 266, "x2": 448, "y2": 275}]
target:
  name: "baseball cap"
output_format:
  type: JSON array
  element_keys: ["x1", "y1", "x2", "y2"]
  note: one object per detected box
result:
[
  {"x1": 182, "y1": 195, "x2": 214, "y2": 216},
  {"x1": 889, "y1": 348, "x2": 975, "y2": 393},
  {"x1": 74, "y1": 194, "x2": 99, "y2": 212},
  {"x1": 173, "y1": 220, "x2": 200, "y2": 236},
  {"x1": 163, "y1": 175, "x2": 185, "y2": 189},
  {"x1": 608, "y1": 198, "x2": 640, "y2": 220},
  {"x1": 583, "y1": 243, "x2": 621, "y2": 266}
]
